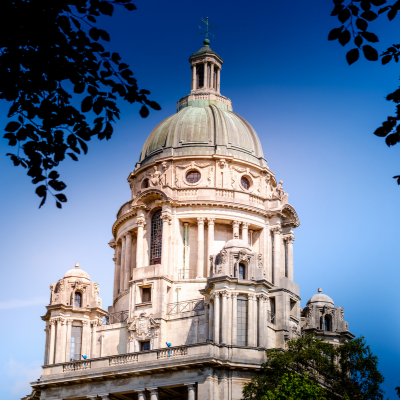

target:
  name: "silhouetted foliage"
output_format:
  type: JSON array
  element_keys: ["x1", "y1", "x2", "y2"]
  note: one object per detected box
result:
[
  {"x1": 1, "y1": 1, "x2": 160, "y2": 208},
  {"x1": 329, "y1": 0, "x2": 400, "y2": 185},
  {"x1": 242, "y1": 335, "x2": 384, "y2": 400}
]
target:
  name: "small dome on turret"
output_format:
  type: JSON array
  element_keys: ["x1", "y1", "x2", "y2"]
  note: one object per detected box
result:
[
  {"x1": 64, "y1": 263, "x2": 90, "y2": 281},
  {"x1": 223, "y1": 239, "x2": 251, "y2": 251},
  {"x1": 306, "y1": 288, "x2": 334, "y2": 306}
]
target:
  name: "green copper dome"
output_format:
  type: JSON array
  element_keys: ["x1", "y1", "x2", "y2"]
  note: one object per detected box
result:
[{"x1": 138, "y1": 105, "x2": 266, "y2": 168}]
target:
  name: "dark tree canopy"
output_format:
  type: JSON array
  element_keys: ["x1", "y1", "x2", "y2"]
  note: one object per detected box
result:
[
  {"x1": 1, "y1": 0, "x2": 160, "y2": 208},
  {"x1": 329, "y1": 0, "x2": 400, "y2": 185},
  {"x1": 242, "y1": 335, "x2": 385, "y2": 400}
]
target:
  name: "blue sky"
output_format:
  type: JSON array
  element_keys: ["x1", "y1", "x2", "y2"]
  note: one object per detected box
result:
[{"x1": 0, "y1": 1, "x2": 399, "y2": 398}]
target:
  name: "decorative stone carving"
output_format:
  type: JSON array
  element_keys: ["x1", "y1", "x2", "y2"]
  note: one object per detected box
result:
[
  {"x1": 218, "y1": 159, "x2": 227, "y2": 169},
  {"x1": 258, "y1": 253, "x2": 263, "y2": 268},
  {"x1": 55, "y1": 279, "x2": 64, "y2": 293},
  {"x1": 128, "y1": 312, "x2": 160, "y2": 341},
  {"x1": 271, "y1": 226, "x2": 282, "y2": 235},
  {"x1": 283, "y1": 235, "x2": 295, "y2": 244},
  {"x1": 93, "y1": 282, "x2": 100, "y2": 296},
  {"x1": 136, "y1": 217, "x2": 146, "y2": 227},
  {"x1": 272, "y1": 180, "x2": 289, "y2": 203},
  {"x1": 149, "y1": 165, "x2": 163, "y2": 187}
]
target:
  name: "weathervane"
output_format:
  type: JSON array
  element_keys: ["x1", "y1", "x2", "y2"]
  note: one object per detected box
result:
[{"x1": 198, "y1": 16, "x2": 217, "y2": 41}]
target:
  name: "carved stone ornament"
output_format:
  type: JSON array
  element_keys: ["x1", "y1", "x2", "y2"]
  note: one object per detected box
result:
[
  {"x1": 55, "y1": 279, "x2": 64, "y2": 293},
  {"x1": 218, "y1": 159, "x2": 227, "y2": 169},
  {"x1": 258, "y1": 253, "x2": 263, "y2": 268},
  {"x1": 93, "y1": 282, "x2": 100, "y2": 296},
  {"x1": 127, "y1": 312, "x2": 160, "y2": 340},
  {"x1": 136, "y1": 217, "x2": 146, "y2": 228},
  {"x1": 149, "y1": 165, "x2": 163, "y2": 187}
]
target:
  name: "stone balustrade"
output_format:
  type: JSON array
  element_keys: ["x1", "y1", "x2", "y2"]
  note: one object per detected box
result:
[
  {"x1": 157, "y1": 346, "x2": 188, "y2": 359},
  {"x1": 63, "y1": 360, "x2": 91, "y2": 372},
  {"x1": 109, "y1": 354, "x2": 138, "y2": 366}
]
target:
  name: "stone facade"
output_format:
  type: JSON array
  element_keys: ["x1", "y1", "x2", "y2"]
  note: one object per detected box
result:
[{"x1": 25, "y1": 40, "x2": 353, "y2": 400}]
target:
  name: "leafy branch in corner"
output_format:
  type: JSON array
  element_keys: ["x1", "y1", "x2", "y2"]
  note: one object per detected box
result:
[
  {"x1": 329, "y1": 0, "x2": 400, "y2": 185},
  {"x1": 1, "y1": 0, "x2": 161, "y2": 208}
]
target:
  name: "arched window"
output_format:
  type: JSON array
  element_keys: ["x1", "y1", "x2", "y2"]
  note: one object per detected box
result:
[
  {"x1": 150, "y1": 210, "x2": 162, "y2": 265},
  {"x1": 142, "y1": 178, "x2": 149, "y2": 189},
  {"x1": 74, "y1": 292, "x2": 82, "y2": 308},
  {"x1": 324, "y1": 315, "x2": 331, "y2": 332},
  {"x1": 197, "y1": 64, "x2": 204, "y2": 88},
  {"x1": 239, "y1": 263, "x2": 246, "y2": 279},
  {"x1": 241, "y1": 176, "x2": 251, "y2": 190}
]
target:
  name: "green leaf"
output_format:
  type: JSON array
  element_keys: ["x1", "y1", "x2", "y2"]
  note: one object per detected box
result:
[
  {"x1": 356, "y1": 18, "x2": 368, "y2": 30},
  {"x1": 81, "y1": 96, "x2": 93, "y2": 112},
  {"x1": 362, "y1": 45, "x2": 379, "y2": 60},
  {"x1": 5, "y1": 121, "x2": 21, "y2": 132},
  {"x1": 339, "y1": 30, "x2": 351, "y2": 46},
  {"x1": 139, "y1": 105, "x2": 149, "y2": 118},
  {"x1": 339, "y1": 8, "x2": 351, "y2": 22},
  {"x1": 55, "y1": 193, "x2": 67, "y2": 202},
  {"x1": 328, "y1": 27, "x2": 343, "y2": 41},
  {"x1": 360, "y1": 10, "x2": 378, "y2": 20},
  {"x1": 388, "y1": 8, "x2": 398, "y2": 20},
  {"x1": 360, "y1": 31, "x2": 379, "y2": 42},
  {"x1": 382, "y1": 54, "x2": 393, "y2": 64},
  {"x1": 99, "y1": 30, "x2": 110, "y2": 41},
  {"x1": 346, "y1": 48, "x2": 360, "y2": 64}
]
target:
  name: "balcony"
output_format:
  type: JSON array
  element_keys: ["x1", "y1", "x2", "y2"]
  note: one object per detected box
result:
[
  {"x1": 167, "y1": 298, "x2": 204, "y2": 315},
  {"x1": 103, "y1": 310, "x2": 128, "y2": 325}
]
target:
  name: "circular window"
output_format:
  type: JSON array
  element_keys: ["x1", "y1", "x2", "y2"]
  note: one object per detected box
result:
[
  {"x1": 241, "y1": 176, "x2": 251, "y2": 190},
  {"x1": 142, "y1": 178, "x2": 149, "y2": 189},
  {"x1": 186, "y1": 170, "x2": 201, "y2": 183}
]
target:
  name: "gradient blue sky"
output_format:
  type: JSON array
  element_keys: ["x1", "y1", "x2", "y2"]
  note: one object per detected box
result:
[{"x1": 1, "y1": 1, "x2": 399, "y2": 398}]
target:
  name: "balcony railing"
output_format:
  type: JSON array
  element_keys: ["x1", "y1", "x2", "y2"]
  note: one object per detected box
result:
[
  {"x1": 178, "y1": 269, "x2": 195, "y2": 279},
  {"x1": 103, "y1": 310, "x2": 129, "y2": 325},
  {"x1": 109, "y1": 354, "x2": 138, "y2": 366},
  {"x1": 167, "y1": 298, "x2": 204, "y2": 315},
  {"x1": 63, "y1": 360, "x2": 91, "y2": 372},
  {"x1": 157, "y1": 346, "x2": 187, "y2": 359}
]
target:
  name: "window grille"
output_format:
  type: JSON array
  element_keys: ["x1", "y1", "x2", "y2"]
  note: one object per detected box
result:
[
  {"x1": 237, "y1": 299, "x2": 248, "y2": 346},
  {"x1": 70, "y1": 326, "x2": 82, "y2": 360},
  {"x1": 150, "y1": 210, "x2": 162, "y2": 265},
  {"x1": 186, "y1": 170, "x2": 201, "y2": 183},
  {"x1": 74, "y1": 292, "x2": 82, "y2": 308}
]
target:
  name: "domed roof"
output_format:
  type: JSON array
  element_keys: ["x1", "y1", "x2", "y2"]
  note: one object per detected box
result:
[
  {"x1": 138, "y1": 105, "x2": 266, "y2": 167},
  {"x1": 307, "y1": 288, "x2": 334, "y2": 306},
  {"x1": 64, "y1": 263, "x2": 90, "y2": 281},
  {"x1": 223, "y1": 238, "x2": 252, "y2": 250}
]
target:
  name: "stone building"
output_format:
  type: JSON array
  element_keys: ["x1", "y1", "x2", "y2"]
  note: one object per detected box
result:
[{"x1": 26, "y1": 39, "x2": 354, "y2": 400}]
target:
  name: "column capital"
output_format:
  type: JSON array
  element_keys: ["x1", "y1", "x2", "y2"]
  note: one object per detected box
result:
[
  {"x1": 161, "y1": 213, "x2": 172, "y2": 224},
  {"x1": 271, "y1": 225, "x2": 282, "y2": 235},
  {"x1": 207, "y1": 217, "x2": 216, "y2": 225},
  {"x1": 136, "y1": 216, "x2": 146, "y2": 227},
  {"x1": 231, "y1": 220, "x2": 241, "y2": 227},
  {"x1": 49, "y1": 318, "x2": 56, "y2": 326},
  {"x1": 125, "y1": 230, "x2": 132, "y2": 237},
  {"x1": 242, "y1": 222, "x2": 250, "y2": 228},
  {"x1": 257, "y1": 293, "x2": 268, "y2": 302},
  {"x1": 248, "y1": 293, "x2": 256, "y2": 300},
  {"x1": 220, "y1": 290, "x2": 230, "y2": 298},
  {"x1": 91, "y1": 320, "x2": 99, "y2": 327},
  {"x1": 231, "y1": 292, "x2": 239, "y2": 298},
  {"x1": 82, "y1": 320, "x2": 90, "y2": 326},
  {"x1": 197, "y1": 217, "x2": 205, "y2": 224},
  {"x1": 211, "y1": 291, "x2": 220, "y2": 300},
  {"x1": 66, "y1": 319, "x2": 73, "y2": 326},
  {"x1": 283, "y1": 234, "x2": 295, "y2": 244}
]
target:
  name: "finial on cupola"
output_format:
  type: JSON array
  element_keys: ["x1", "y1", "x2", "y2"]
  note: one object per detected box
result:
[
  {"x1": 318, "y1": 288, "x2": 322, "y2": 293},
  {"x1": 75, "y1": 263, "x2": 79, "y2": 269}
]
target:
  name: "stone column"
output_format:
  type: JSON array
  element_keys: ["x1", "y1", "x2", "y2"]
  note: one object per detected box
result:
[
  {"x1": 195, "y1": 317, "x2": 200, "y2": 343},
  {"x1": 191, "y1": 64, "x2": 197, "y2": 91},
  {"x1": 232, "y1": 220, "x2": 240, "y2": 239},
  {"x1": 227, "y1": 292, "x2": 232, "y2": 345},
  {"x1": 113, "y1": 244, "x2": 119, "y2": 299},
  {"x1": 257, "y1": 294, "x2": 266, "y2": 347},
  {"x1": 124, "y1": 232, "x2": 132, "y2": 290},
  {"x1": 137, "y1": 390, "x2": 146, "y2": 400},
  {"x1": 91, "y1": 321, "x2": 98, "y2": 358},
  {"x1": 242, "y1": 222, "x2": 249, "y2": 244},
  {"x1": 207, "y1": 218, "x2": 215, "y2": 274},
  {"x1": 249, "y1": 229, "x2": 254, "y2": 247},
  {"x1": 264, "y1": 296, "x2": 269, "y2": 348},
  {"x1": 272, "y1": 226, "x2": 282, "y2": 285},
  {"x1": 120, "y1": 235, "x2": 126, "y2": 292},
  {"x1": 82, "y1": 320, "x2": 90, "y2": 357},
  {"x1": 213, "y1": 292, "x2": 220, "y2": 344},
  {"x1": 208, "y1": 301, "x2": 214, "y2": 341},
  {"x1": 136, "y1": 217, "x2": 146, "y2": 269},
  {"x1": 197, "y1": 217, "x2": 205, "y2": 278},
  {"x1": 186, "y1": 384, "x2": 196, "y2": 400},
  {"x1": 54, "y1": 318, "x2": 63, "y2": 363},
  {"x1": 48, "y1": 319, "x2": 56, "y2": 364},
  {"x1": 210, "y1": 63, "x2": 214, "y2": 89},
  {"x1": 149, "y1": 389, "x2": 159, "y2": 400},
  {"x1": 247, "y1": 294, "x2": 256, "y2": 347},
  {"x1": 217, "y1": 68, "x2": 221, "y2": 93},
  {"x1": 43, "y1": 327, "x2": 49, "y2": 365},
  {"x1": 65, "y1": 319, "x2": 72, "y2": 361},
  {"x1": 60, "y1": 319, "x2": 67, "y2": 363},
  {"x1": 221, "y1": 291, "x2": 228, "y2": 344},
  {"x1": 161, "y1": 213, "x2": 171, "y2": 275},
  {"x1": 285, "y1": 235, "x2": 295, "y2": 281},
  {"x1": 231, "y1": 292, "x2": 238, "y2": 345},
  {"x1": 203, "y1": 61, "x2": 207, "y2": 88}
]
